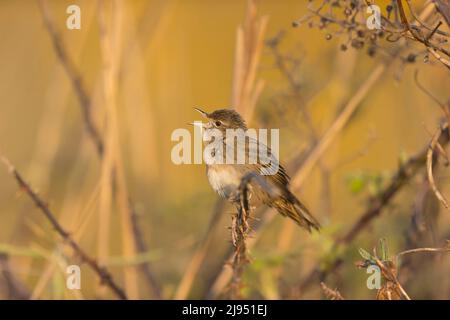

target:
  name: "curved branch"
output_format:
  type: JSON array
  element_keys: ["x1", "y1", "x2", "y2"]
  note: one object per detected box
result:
[
  {"x1": 396, "y1": 246, "x2": 450, "y2": 259},
  {"x1": 427, "y1": 122, "x2": 450, "y2": 211}
]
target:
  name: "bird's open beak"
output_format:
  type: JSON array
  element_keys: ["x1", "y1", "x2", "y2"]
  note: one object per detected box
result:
[
  {"x1": 194, "y1": 107, "x2": 209, "y2": 118},
  {"x1": 187, "y1": 121, "x2": 204, "y2": 128}
]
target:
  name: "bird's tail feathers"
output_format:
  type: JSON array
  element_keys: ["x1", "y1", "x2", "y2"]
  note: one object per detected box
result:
[{"x1": 273, "y1": 193, "x2": 321, "y2": 232}]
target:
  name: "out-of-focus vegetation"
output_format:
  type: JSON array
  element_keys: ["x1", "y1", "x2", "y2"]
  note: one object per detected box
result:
[{"x1": 0, "y1": 0, "x2": 449, "y2": 300}]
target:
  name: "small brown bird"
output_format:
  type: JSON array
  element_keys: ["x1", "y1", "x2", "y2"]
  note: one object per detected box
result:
[{"x1": 195, "y1": 108, "x2": 320, "y2": 232}]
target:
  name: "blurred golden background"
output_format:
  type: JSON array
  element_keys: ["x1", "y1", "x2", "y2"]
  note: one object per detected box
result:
[{"x1": 0, "y1": 0, "x2": 449, "y2": 299}]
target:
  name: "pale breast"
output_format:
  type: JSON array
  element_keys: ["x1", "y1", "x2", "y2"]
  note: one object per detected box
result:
[{"x1": 206, "y1": 164, "x2": 242, "y2": 200}]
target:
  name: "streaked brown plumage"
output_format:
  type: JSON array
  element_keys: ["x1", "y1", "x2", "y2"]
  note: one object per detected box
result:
[{"x1": 195, "y1": 108, "x2": 320, "y2": 232}]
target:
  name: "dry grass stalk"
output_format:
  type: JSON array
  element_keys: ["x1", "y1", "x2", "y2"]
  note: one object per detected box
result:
[
  {"x1": 96, "y1": 1, "x2": 118, "y2": 298},
  {"x1": 97, "y1": 0, "x2": 140, "y2": 299},
  {"x1": 175, "y1": 0, "x2": 267, "y2": 299},
  {"x1": 320, "y1": 282, "x2": 344, "y2": 300},
  {"x1": 30, "y1": 258, "x2": 58, "y2": 299},
  {"x1": 0, "y1": 156, "x2": 127, "y2": 299},
  {"x1": 232, "y1": 0, "x2": 268, "y2": 122}
]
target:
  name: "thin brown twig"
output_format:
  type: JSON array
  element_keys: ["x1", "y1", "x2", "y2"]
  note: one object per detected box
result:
[
  {"x1": 427, "y1": 121, "x2": 450, "y2": 211},
  {"x1": 396, "y1": 0, "x2": 450, "y2": 69},
  {"x1": 320, "y1": 282, "x2": 344, "y2": 300},
  {"x1": 38, "y1": 0, "x2": 104, "y2": 156},
  {"x1": 396, "y1": 246, "x2": 450, "y2": 259},
  {"x1": 0, "y1": 156, "x2": 127, "y2": 300},
  {"x1": 425, "y1": 21, "x2": 443, "y2": 41},
  {"x1": 405, "y1": 0, "x2": 450, "y2": 36},
  {"x1": 424, "y1": 123, "x2": 449, "y2": 166},
  {"x1": 414, "y1": 70, "x2": 449, "y2": 118}
]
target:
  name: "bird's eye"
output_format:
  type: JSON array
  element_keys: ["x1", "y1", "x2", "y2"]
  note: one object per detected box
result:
[{"x1": 215, "y1": 121, "x2": 222, "y2": 127}]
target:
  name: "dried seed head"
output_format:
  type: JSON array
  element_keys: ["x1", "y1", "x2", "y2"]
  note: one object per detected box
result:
[{"x1": 351, "y1": 39, "x2": 364, "y2": 49}]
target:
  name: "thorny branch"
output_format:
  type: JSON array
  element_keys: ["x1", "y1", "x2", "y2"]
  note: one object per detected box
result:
[
  {"x1": 320, "y1": 282, "x2": 344, "y2": 300},
  {"x1": 0, "y1": 156, "x2": 127, "y2": 300},
  {"x1": 229, "y1": 173, "x2": 277, "y2": 299},
  {"x1": 229, "y1": 179, "x2": 252, "y2": 299},
  {"x1": 229, "y1": 176, "x2": 254, "y2": 298},
  {"x1": 38, "y1": 0, "x2": 104, "y2": 156}
]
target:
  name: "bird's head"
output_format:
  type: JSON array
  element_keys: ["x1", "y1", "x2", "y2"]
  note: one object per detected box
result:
[{"x1": 194, "y1": 108, "x2": 247, "y2": 133}]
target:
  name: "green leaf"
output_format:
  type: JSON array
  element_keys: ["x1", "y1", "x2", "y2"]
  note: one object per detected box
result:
[
  {"x1": 346, "y1": 173, "x2": 366, "y2": 194},
  {"x1": 358, "y1": 248, "x2": 373, "y2": 261},
  {"x1": 379, "y1": 238, "x2": 389, "y2": 261}
]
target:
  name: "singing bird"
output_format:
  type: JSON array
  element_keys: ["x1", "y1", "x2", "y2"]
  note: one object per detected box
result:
[{"x1": 195, "y1": 108, "x2": 320, "y2": 232}]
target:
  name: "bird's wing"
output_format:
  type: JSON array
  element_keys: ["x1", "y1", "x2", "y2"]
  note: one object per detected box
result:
[{"x1": 245, "y1": 136, "x2": 291, "y2": 188}]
